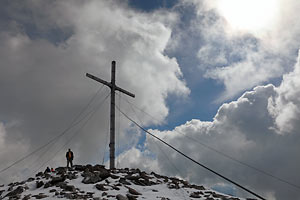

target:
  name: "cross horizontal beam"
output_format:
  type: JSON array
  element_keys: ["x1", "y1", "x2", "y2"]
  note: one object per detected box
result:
[
  {"x1": 86, "y1": 73, "x2": 111, "y2": 88},
  {"x1": 86, "y1": 73, "x2": 135, "y2": 98}
]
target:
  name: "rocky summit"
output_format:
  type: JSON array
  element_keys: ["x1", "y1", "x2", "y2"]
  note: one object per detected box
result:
[{"x1": 0, "y1": 164, "x2": 251, "y2": 200}]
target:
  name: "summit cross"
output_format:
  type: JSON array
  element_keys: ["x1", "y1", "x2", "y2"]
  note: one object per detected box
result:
[{"x1": 86, "y1": 61, "x2": 135, "y2": 169}]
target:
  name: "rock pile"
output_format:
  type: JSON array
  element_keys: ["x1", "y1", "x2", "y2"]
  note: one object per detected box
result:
[{"x1": 0, "y1": 165, "x2": 250, "y2": 200}]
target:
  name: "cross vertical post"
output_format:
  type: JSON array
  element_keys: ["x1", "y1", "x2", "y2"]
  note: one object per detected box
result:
[
  {"x1": 110, "y1": 61, "x2": 116, "y2": 169},
  {"x1": 86, "y1": 61, "x2": 135, "y2": 169}
]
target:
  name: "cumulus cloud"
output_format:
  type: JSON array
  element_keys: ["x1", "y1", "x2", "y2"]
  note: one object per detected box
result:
[
  {"x1": 169, "y1": 0, "x2": 300, "y2": 101},
  {"x1": 0, "y1": 0, "x2": 189, "y2": 183},
  {"x1": 268, "y1": 50, "x2": 300, "y2": 134},
  {"x1": 120, "y1": 51, "x2": 300, "y2": 200},
  {"x1": 117, "y1": 147, "x2": 159, "y2": 173}
]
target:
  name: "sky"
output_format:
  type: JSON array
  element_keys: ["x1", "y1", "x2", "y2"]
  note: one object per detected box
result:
[{"x1": 0, "y1": 0, "x2": 300, "y2": 199}]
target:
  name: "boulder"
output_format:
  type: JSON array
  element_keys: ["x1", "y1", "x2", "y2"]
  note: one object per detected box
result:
[
  {"x1": 95, "y1": 184, "x2": 108, "y2": 191},
  {"x1": 82, "y1": 175, "x2": 101, "y2": 184},
  {"x1": 112, "y1": 185, "x2": 120, "y2": 190},
  {"x1": 23, "y1": 194, "x2": 31, "y2": 200},
  {"x1": 190, "y1": 191, "x2": 203, "y2": 198},
  {"x1": 4, "y1": 186, "x2": 23, "y2": 198},
  {"x1": 119, "y1": 178, "x2": 131, "y2": 185},
  {"x1": 191, "y1": 184, "x2": 205, "y2": 190},
  {"x1": 116, "y1": 194, "x2": 128, "y2": 200},
  {"x1": 35, "y1": 172, "x2": 44, "y2": 177},
  {"x1": 110, "y1": 174, "x2": 119, "y2": 179},
  {"x1": 66, "y1": 172, "x2": 77, "y2": 180},
  {"x1": 98, "y1": 170, "x2": 110, "y2": 180},
  {"x1": 125, "y1": 175, "x2": 140, "y2": 181},
  {"x1": 127, "y1": 187, "x2": 141, "y2": 195},
  {"x1": 32, "y1": 193, "x2": 48, "y2": 199},
  {"x1": 26, "y1": 177, "x2": 35, "y2": 182},
  {"x1": 92, "y1": 165, "x2": 106, "y2": 171},
  {"x1": 63, "y1": 185, "x2": 76, "y2": 192},
  {"x1": 36, "y1": 181, "x2": 44, "y2": 188},
  {"x1": 43, "y1": 182, "x2": 52, "y2": 188},
  {"x1": 55, "y1": 167, "x2": 67, "y2": 175},
  {"x1": 50, "y1": 175, "x2": 66, "y2": 185},
  {"x1": 126, "y1": 194, "x2": 138, "y2": 200},
  {"x1": 74, "y1": 165, "x2": 86, "y2": 171}
]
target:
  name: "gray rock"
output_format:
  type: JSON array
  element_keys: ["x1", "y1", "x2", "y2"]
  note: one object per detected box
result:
[
  {"x1": 50, "y1": 175, "x2": 66, "y2": 185},
  {"x1": 4, "y1": 186, "x2": 23, "y2": 198},
  {"x1": 43, "y1": 182, "x2": 52, "y2": 188},
  {"x1": 56, "y1": 181, "x2": 67, "y2": 188},
  {"x1": 64, "y1": 185, "x2": 76, "y2": 192},
  {"x1": 74, "y1": 165, "x2": 86, "y2": 171},
  {"x1": 191, "y1": 184, "x2": 205, "y2": 190},
  {"x1": 119, "y1": 178, "x2": 131, "y2": 185},
  {"x1": 8, "y1": 186, "x2": 14, "y2": 191},
  {"x1": 110, "y1": 174, "x2": 119, "y2": 179},
  {"x1": 82, "y1": 175, "x2": 101, "y2": 184},
  {"x1": 26, "y1": 178, "x2": 35, "y2": 182},
  {"x1": 92, "y1": 165, "x2": 106, "y2": 172},
  {"x1": 116, "y1": 194, "x2": 128, "y2": 200},
  {"x1": 98, "y1": 170, "x2": 110, "y2": 180},
  {"x1": 36, "y1": 181, "x2": 44, "y2": 188},
  {"x1": 64, "y1": 193, "x2": 79, "y2": 199},
  {"x1": 126, "y1": 194, "x2": 138, "y2": 200},
  {"x1": 49, "y1": 189, "x2": 56, "y2": 193},
  {"x1": 32, "y1": 193, "x2": 48, "y2": 199},
  {"x1": 35, "y1": 172, "x2": 44, "y2": 177},
  {"x1": 102, "y1": 192, "x2": 108, "y2": 196},
  {"x1": 125, "y1": 175, "x2": 140, "y2": 181},
  {"x1": 55, "y1": 167, "x2": 67, "y2": 175},
  {"x1": 190, "y1": 191, "x2": 203, "y2": 198},
  {"x1": 95, "y1": 184, "x2": 108, "y2": 191},
  {"x1": 22, "y1": 194, "x2": 31, "y2": 200},
  {"x1": 127, "y1": 187, "x2": 141, "y2": 195},
  {"x1": 112, "y1": 185, "x2": 120, "y2": 190},
  {"x1": 66, "y1": 172, "x2": 77, "y2": 180}
]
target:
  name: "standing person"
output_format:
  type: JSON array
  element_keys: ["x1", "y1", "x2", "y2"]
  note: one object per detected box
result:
[
  {"x1": 44, "y1": 167, "x2": 51, "y2": 173},
  {"x1": 66, "y1": 148, "x2": 74, "y2": 168}
]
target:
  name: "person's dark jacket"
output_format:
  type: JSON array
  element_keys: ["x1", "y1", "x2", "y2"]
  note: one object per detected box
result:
[{"x1": 66, "y1": 151, "x2": 74, "y2": 160}]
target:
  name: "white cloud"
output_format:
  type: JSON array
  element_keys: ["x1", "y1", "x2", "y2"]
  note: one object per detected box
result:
[
  {"x1": 268, "y1": 50, "x2": 300, "y2": 134},
  {"x1": 119, "y1": 50, "x2": 300, "y2": 199},
  {"x1": 116, "y1": 147, "x2": 160, "y2": 173},
  {"x1": 173, "y1": 0, "x2": 300, "y2": 101}
]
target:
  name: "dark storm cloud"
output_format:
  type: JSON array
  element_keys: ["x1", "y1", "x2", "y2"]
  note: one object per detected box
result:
[{"x1": 0, "y1": 0, "x2": 189, "y2": 183}]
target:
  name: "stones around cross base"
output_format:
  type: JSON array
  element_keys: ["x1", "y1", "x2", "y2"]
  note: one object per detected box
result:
[{"x1": 1, "y1": 164, "x2": 242, "y2": 200}]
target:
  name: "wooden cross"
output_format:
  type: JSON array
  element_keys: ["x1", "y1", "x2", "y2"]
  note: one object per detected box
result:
[{"x1": 86, "y1": 61, "x2": 135, "y2": 169}]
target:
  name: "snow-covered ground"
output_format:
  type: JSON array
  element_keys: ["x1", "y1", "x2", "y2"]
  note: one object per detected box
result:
[{"x1": 0, "y1": 165, "x2": 246, "y2": 200}]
